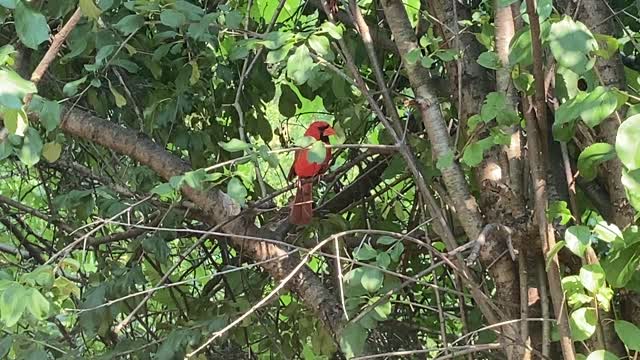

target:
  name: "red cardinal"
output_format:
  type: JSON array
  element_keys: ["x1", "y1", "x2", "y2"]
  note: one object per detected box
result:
[{"x1": 288, "y1": 121, "x2": 336, "y2": 225}]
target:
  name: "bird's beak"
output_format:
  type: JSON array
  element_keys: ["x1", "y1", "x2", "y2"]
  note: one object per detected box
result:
[{"x1": 324, "y1": 127, "x2": 337, "y2": 136}]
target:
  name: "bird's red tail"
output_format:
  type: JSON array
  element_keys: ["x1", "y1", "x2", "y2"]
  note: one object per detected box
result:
[{"x1": 289, "y1": 180, "x2": 314, "y2": 225}]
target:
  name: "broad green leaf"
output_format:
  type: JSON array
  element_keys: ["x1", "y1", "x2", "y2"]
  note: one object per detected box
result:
[
  {"x1": 570, "y1": 307, "x2": 597, "y2": 341},
  {"x1": 388, "y1": 242, "x2": 404, "y2": 262},
  {"x1": 548, "y1": 17, "x2": 598, "y2": 75},
  {"x1": 579, "y1": 264, "x2": 605, "y2": 293},
  {"x1": 343, "y1": 268, "x2": 368, "y2": 297},
  {"x1": 585, "y1": 350, "x2": 619, "y2": 360},
  {"x1": 509, "y1": 26, "x2": 532, "y2": 67},
  {"x1": 79, "y1": 0, "x2": 102, "y2": 19},
  {"x1": 405, "y1": 48, "x2": 421, "y2": 64},
  {"x1": 266, "y1": 43, "x2": 293, "y2": 64},
  {"x1": 63, "y1": 76, "x2": 88, "y2": 97},
  {"x1": 360, "y1": 268, "x2": 383, "y2": 293},
  {"x1": 183, "y1": 169, "x2": 207, "y2": 190},
  {"x1": 29, "y1": 97, "x2": 61, "y2": 133},
  {"x1": 0, "y1": 283, "x2": 27, "y2": 327},
  {"x1": 376, "y1": 252, "x2": 391, "y2": 269},
  {"x1": 621, "y1": 169, "x2": 640, "y2": 212},
  {"x1": 602, "y1": 242, "x2": 640, "y2": 288},
  {"x1": 0, "y1": 0, "x2": 16, "y2": 9},
  {"x1": 594, "y1": 34, "x2": 619, "y2": 60},
  {"x1": 579, "y1": 86, "x2": 620, "y2": 127},
  {"x1": 286, "y1": 45, "x2": 314, "y2": 85},
  {"x1": 14, "y1": 2, "x2": 50, "y2": 50},
  {"x1": 377, "y1": 236, "x2": 398, "y2": 245},
  {"x1": 219, "y1": 138, "x2": 251, "y2": 153},
  {"x1": 226, "y1": 177, "x2": 247, "y2": 206},
  {"x1": 354, "y1": 244, "x2": 377, "y2": 261},
  {"x1": 371, "y1": 298, "x2": 392, "y2": 320},
  {"x1": 0, "y1": 68, "x2": 37, "y2": 109},
  {"x1": 26, "y1": 288, "x2": 50, "y2": 320},
  {"x1": 481, "y1": 92, "x2": 506, "y2": 121},
  {"x1": 0, "y1": 44, "x2": 16, "y2": 65},
  {"x1": 189, "y1": 61, "x2": 200, "y2": 85},
  {"x1": 18, "y1": 128, "x2": 43, "y2": 166},
  {"x1": 614, "y1": 320, "x2": 640, "y2": 351},
  {"x1": 339, "y1": 323, "x2": 367, "y2": 358},
  {"x1": 278, "y1": 84, "x2": 300, "y2": 117},
  {"x1": 262, "y1": 31, "x2": 290, "y2": 50},
  {"x1": 477, "y1": 51, "x2": 501, "y2": 70},
  {"x1": 308, "y1": 35, "x2": 333, "y2": 61},
  {"x1": 3, "y1": 108, "x2": 29, "y2": 136},
  {"x1": 307, "y1": 140, "x2": 327, "y2": 164},
  {"x1": 320, "y1": 21, "x2": 343, "y2": 40},
  {"x1": 565, "y1": 225, "x2": 592, "y2": 258},
  {"x1": 577, "y1": 143, "x2": 616, "y2": 181},
  {"x1": 593, "y1": 221, "x2": 623, "y2": 244},
  {"x1": 0, "y1": 335, "x2": 12, "y2": 359},
  {"x1": 462, "y1": 137, "x2": 494, "y2": 167},
  {"x1": 151, "y1": 183, "x2": 175, "y2": 197},
  {"x1": 616, "y1": 114, "x2": 640, "y2": 170},
  {"x1": 114, "y1": 14, "x2": 144, "y2": 35},
  {"x1": 160, "y1": 9, "x2": 186, "y2": 28},
  {"x1": 42, "y1": 142, "x2": 62, "y2": 163}
]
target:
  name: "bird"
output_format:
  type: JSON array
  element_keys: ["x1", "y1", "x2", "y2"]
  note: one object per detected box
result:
[{"x1": 288, "y1": 121, "x2": 336, "y2": 225}]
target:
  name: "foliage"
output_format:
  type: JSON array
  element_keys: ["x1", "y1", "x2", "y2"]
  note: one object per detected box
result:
[{"x1": 0, "y1": 0, "x2": 640, "y2": 359}]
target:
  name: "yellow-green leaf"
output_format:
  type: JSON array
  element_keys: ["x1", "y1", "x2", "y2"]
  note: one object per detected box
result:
[
  {"x1": 108, "y1": 82, "x2": 127, "y2": 108},
  {"x1": 42, "y1": 142, "x2": 61, "y2": 163},
  {"x1": 79, "y1": 0, "x2": 102, "y2": 20}
]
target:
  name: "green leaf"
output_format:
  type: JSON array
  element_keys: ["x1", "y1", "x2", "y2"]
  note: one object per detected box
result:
[
  {"x1": 377, "y1": 236, "x2": 398, "y2": 245},
  {"x1": 585, "y1": 350, "x2": 619, "y2": 360},
  {"x1": 0, "y1": 335, "x2": 12, "y2": 359},
  {"x1": 616, "y1": 114, "x2": 640, "y2": 170},
  {"x1": 354, "y1": 244, "x2": 377, "y2": 261},
  {"x1": 580, "y1": 264, "x2": 605, "y2": 293},
  {"x1": 565, "y1": 225, "x2": 592, "y2": 258},
  {"x1": 0, "y1": 0, "x2": 16, "y2": 9},
  {"x1": 0, "y1": 283, "x2": 27, "y2": 327},
  {"x1": 226, "y1": 177, "x2": 247, "y2": 206},
  {"x1": 219, "y1": 138, "x2": 251, "y2": 153},
  {"x1": 25, "y1": 288, "x2": 50, "y2": 320},
  {"x1": 286, "y1": 45, "x2": 314, "y2": 85},
  {"x1": 593, "y1": 221, "x2": 622, "y2": 244},
  {"x1": 621, "y1": 168, "x2": 640, "y2": 212},
  {"x1": 372, "y1": 299, "x2": 392, "y2": 320},
  {"x1": 509, "y1": 26, "x2": 533, "y2": 67},
  {"x1": 151, "y1": 183, "x2": 175, "y2": 197},
  {"x1": 18, "y1": 128, "x2": 43, "y2": 166},
  {"x1": 388, "y1": 242, "x2": 404, "y2": 262},
  {"x1": 570, "y1": 307, "x2": 597, "y2": 341},
  {"x1": 278, "y1": 84, "x2": 300, "y2": 117},
  {"x1": 602, "y1": 242, "x2": 640, "y2": 288},
  {"x1": 308, "y1": 35, "x2": 333, "y2": 61},
  {"x1": 593, "y1": 34, "x2": 619, "y2": 60},
  {"x1": 580, "y1": 87, "x2": 620, "y2": 127},
  {"x1": 0, "y1": 68, "x2": 37, "y2": 109},
  {"x1": 63, "y1": 76, "x2": 88, "y2": 97},
  {"x1": 614, "y1": 320, "x2": 640, "y2": 351},
  {"x1": 42, "y1": 142, "x2": 62, "y2": 163},
  {"x1": 108, "y1": 81, "x2": 127, "y2": 108},
  {"x1": 477, "y1": 51, "x2": 501, "y2": 70},
  {"x1": 376, "y1": 252, "x2": 391, "y2": 269},
  {"x1": 577, "y1": 143, "x2": 616, "y2": 181},
  {"x1": 266, "y1": 43, "x2": 293, "y2": 64},
  {"x1": 160, "y1": 9, "x2": 186, "y2": 28},
  {"x1": 545, "y1": 241, "x2": 565, "y2": 271},
  {"x1": 320, "y1": 21, "x2": 343, "y2": 40},
  {"x1": 114, "y1": 14, "x2": 144, "y2": 35},
  {"x1": 548, "y1": 17, "x2": 598, "y2": 75},
  {"x1": 339, "y1": 323, "x2": 367, "y2": 358},
  {"x1": 360, "y1": 268, "x2": 383, "y2": 293},
  {"x1": 29, "y1": 97, "x2": 61, "y2": 133},
  {"x1": 261, "y1": 31, "x2": 290, "y2": 50},
  {"x1": 307, "y1": 140, "x2": 327, "y2": 164},
  {"x1": 14, "y1": 1, "x2": 50, "y2": 50},
  {"x1": 405, "y1": 48, "x2": 421, "y2": 64},
  {"x1": 79, "y1": 0, "x2": 102, "y2": 19},
  {"x1": 183, "y1": 169, "x2": 207, "y2": 190},
  {"x1": 3, "y1": 108, "x2": 29, "y2": 136},
  {"x1": 481, "y1": 92, "x2": 507, "y2": 121},
  {"x1": 462, "y1": 137, "x2": 494, "y2": 167}
]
